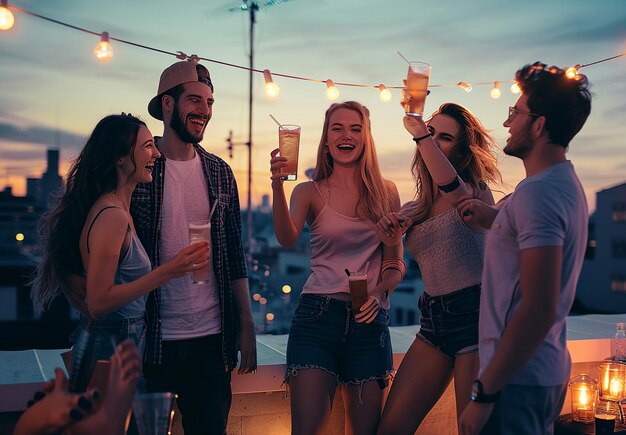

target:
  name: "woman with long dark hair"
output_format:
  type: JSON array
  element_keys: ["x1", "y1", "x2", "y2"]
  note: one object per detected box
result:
[{"x1": 32, "y1": 114, "x2": 208, "y2": 359}]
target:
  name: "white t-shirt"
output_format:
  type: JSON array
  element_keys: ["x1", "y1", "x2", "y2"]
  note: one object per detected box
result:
[
  {"x1": 479, "y1": 161, "x2": 588, "y2": 386},
  {"x1": 159, "y1": 153, "x2": 221, "y2": 339}
]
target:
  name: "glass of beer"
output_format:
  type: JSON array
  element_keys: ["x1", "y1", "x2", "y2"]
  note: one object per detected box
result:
[
  {"x1": 278, "y1": 124, "x2": 301, "y2": 181},
  {"x1": 348, "y1": 273, "x2": 368, "y2": 313},
  {"x1": 188, "y1": 219, "x2": 211, "y2": 284},
  {"x1": 405, "y1": 61, "x2": 431, "y2": 117}
]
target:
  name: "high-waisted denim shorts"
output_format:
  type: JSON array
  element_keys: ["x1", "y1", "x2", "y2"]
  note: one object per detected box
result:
[
  {"x1": 416, "y1": 284, "x2": 481, "y2": 359},
  {"x1": 286, "y1": 294, "x2": 394, "y2": 386}
]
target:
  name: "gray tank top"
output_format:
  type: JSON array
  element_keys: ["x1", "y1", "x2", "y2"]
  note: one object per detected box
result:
[{"x1": 405, "y1": 208, "x2": 485, "y2": 296}]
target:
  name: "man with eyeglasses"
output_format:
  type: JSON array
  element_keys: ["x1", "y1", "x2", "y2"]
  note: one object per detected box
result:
[{"x1": 457, "y1": 61, "x2": 592, "y2": 435}]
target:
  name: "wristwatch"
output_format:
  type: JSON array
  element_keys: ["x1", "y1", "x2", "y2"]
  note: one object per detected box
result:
[{"x1": 471, "y1": 379, "x2": 500, "y2": 403}]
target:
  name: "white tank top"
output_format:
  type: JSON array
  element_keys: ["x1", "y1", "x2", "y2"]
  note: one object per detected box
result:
[{"x1": 302, "y1": 183, "x2": 384, "y2": 305}]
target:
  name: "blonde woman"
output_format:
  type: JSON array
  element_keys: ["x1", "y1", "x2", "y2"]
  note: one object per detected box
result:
[
  {"x1": 377, "y1": 103, "x2": 502, "y2": 434},
  {"x1": 270, "y1": 101, "x2": 404, "y2": 435}
]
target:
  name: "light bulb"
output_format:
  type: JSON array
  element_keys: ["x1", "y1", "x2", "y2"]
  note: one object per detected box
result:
[
  {"x1": 265, "y1": 313, "x2": 275, "y2": 321},
  {"x1": 457, "y1": 82, "x2": 472, "y2": 93},
  {"x1": 0, "y1": 2, "x2": 14, "y2": 31},
  {"x1": 510, "y1": 82, "x2": 521, "y2": 94},
  {"x1": 378, "y1": 85, "x2": 392, "y2": 102},
  {"x1": 263, "y1": 69, "x2": 280, "y2": 98},
  {"x1": 94, "y1": 32, "x2": 114, "y2": 62},
  {"x1": 490, "y1": 81, "x2": 501, "y2": 99},
  {"x1": 565, "y1": 65, "x2": 580, "y2": 79},
  {"x1": 326, "y1": 79, "x2": 339, "y2": 100}
]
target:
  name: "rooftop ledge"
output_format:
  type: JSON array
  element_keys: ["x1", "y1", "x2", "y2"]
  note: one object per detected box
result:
[{"x1": 0, "y1": 314, "x2": 624, "y2": 414}]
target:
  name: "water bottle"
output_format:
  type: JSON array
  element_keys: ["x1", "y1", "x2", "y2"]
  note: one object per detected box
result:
[{"x1": 613, "y1": 322, "x2": 626, "y2": 362}]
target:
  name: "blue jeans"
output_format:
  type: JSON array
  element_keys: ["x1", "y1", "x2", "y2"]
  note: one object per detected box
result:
[
  {"x1": 481, "y1": 383, "x2": 567, "y2": 434},
  {"x1": 417, "y1": 284, "x2": 481, "y2": 359},
  {"x1": 286, "y1": 294, "x2": 394, "y2": 385},
  {"x1": 144, "y1": 334, "x2": 231, "y2": 435}
]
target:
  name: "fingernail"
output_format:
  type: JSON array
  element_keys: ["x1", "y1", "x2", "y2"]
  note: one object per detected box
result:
[
  {"x1": 33, "y1": 391, "x2": 45, "y2": 401},
  {"x1": 69, "y1": 408, "x2": 84, "y2": 421},
  {"x1": 78, "y1": 396, "x2": 93, "y2": 410}
]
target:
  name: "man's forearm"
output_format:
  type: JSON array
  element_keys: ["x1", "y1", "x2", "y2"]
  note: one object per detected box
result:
[{"x1": 232, "y1": 277, "x2": 254, "y2": 327}]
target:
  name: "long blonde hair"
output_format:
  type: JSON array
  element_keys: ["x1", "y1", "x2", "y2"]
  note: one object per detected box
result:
[
  {"x1": 401, "y1": 103, "x2": 501, "y2": 224},
  {"x1": 312, "y1": 101, "x2": 392, "y2": 222}
]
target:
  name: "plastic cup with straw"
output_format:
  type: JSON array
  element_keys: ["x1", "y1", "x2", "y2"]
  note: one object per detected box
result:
[
  {"x1": 187, "y1": 202, "x2": 216, "y2": 284},
  {"x1": 347, "y1": 262, "x2": 369, "y2": 312},
  {"x1": 270, "y1": 114, "x2": 301, "y2": 181}
]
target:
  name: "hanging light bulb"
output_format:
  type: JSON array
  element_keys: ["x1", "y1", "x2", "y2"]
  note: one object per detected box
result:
[
  {"x1": 457, "y1": 82, "x2": 472, "y2": 93},
  {"x1": 0, "y1": 0, "x2": 15, "y2": 31},
  {"x1": 263, "y1": 69, "x2": 280, "y2": 98},
  {"x1": 94, "y1": 32, "x2": 114, "y2": 62},
  {"x1": 565, "y1": 65, "x2": 581, "y2": 79},
  {"x1": 325, "y1": 79, "x2": 339, "y2": 100},
  {"x1": 378, "y1": 84, "x2": 392, "y2": 102},
  {"x1": 490, "y1": 81, "x2": 501, "y2": 99},
  {"x1": 510, "y1": 82, "x2": 521, "y2": 94}
]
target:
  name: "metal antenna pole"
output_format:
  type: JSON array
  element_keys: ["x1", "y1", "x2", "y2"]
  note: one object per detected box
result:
[{"x1": 246, "y1": 0, "x2": 258, "y2": 261}]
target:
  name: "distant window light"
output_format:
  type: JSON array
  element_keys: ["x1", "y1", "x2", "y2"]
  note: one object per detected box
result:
[
  {"x1": 610, "y1": 277, "x2": 626, "y2": 294},
  {"x1": 589, "y1": 240, "x2": 597, "y2": 248},
  {"x1": 613, "y1": 202, "x2": 626, "y2": 222},
  {"x1": 612, "y1": 240, "x2": 626, "y2": 258}
]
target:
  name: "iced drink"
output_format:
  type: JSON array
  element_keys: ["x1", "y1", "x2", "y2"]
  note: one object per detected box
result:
[
  {"x1": 278, "y1": 124, "x2": 301, "y2": 181},
  {"x1": 405, "y1": 62, "x2": 431, "y2": 117},
  {"x1": 188, "y1": 219, "x2": 211, "y2": 284},
  {"x1": 348, "y1": 274, "x2": 368, "y2": 312}
]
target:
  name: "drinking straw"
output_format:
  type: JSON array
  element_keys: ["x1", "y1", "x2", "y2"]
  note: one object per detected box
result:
[
  {"x1": 344, "y1": 268, "x2": 351, "y2": 277},
  {"x1": 269, "y1": 114, "x2": 282, "y2": 127},
  {"x1": 397, "y1": 51, "x2": 411, "y2": 65},
  {"x1": 208, "y1": 200, "x2": 218, "y2": 221}
]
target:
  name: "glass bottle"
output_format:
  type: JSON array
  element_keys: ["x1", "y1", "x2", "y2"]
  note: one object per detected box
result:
[{"x1": 613, "y1": 322, "x2": 626, "y2": 362}]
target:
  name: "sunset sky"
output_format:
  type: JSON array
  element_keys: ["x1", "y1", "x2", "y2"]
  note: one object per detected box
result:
[{"x1": 1, "y1": 0, "x2": 625, "y2": 211}]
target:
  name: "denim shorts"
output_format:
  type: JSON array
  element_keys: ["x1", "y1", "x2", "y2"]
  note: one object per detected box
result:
[
  {"x1": 286, "y1": 294, "x2": 394, "y2": 385},
  {"x1": 416, "y1": 284, "x2": 480, "y2": 359},
  {"x1": 71, "y1": 314, "x2": 146, "y2": 361}
]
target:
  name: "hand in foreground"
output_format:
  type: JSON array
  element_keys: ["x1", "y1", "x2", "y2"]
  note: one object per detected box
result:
[
  {"x1": 399, "y1": 82, "x2": 431, "y2": 116},
  {"x1": 165, "y1": 242, "x2": 210, "y2": 279},
  {"x1": 458, "y1": 401, "x2": 494, "y2": 435},
  {"x1": 457, "y1": 196, "x2": 499, "y2": 230},
  {"x1": 270, "y1": 148, "x2": 287, "y2": 183},
  {"x1": 376, "y1": 212, "x2": 406, "y2": 246},
  {"x1": 236, "y1": 322, "x2": 257, "y2": 375},
  {"x1": 354, "y1": 296, "x2": 381, "y2": 324},
  {"x1": 14, "y1": 368, "x2": 98, "y2": 435}
]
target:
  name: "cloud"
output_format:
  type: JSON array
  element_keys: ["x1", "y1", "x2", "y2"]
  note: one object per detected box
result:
[{"x1": 0, "y1": 122, "x2": 85, "y2": 149}]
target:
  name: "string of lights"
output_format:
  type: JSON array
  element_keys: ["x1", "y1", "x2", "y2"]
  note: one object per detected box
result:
[{"x1": 1, "y1": 1, "x2": 624, "y2": 102}]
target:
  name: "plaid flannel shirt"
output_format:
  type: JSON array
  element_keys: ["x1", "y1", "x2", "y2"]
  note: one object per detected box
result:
[{"x1": 130, "y1": 141, "x2": 248, "y2": 371}]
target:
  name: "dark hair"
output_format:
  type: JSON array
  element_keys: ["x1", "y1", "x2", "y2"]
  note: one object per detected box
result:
[
  {"x1": 31, "y1": 114, "x2": 147, "y2": 311},
  {"x1": 516, "y1": 61, "x2": 591, "y2": 147}
]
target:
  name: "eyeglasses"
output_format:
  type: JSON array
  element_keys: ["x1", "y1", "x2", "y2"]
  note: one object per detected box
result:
[{"x1": 507, "y1": 106, "x2": 542, "y2": 122}]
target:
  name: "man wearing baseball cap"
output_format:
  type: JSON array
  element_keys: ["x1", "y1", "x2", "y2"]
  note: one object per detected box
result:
[{"x1": 131, "y1": 60, "x2": 257, "y2": 434}]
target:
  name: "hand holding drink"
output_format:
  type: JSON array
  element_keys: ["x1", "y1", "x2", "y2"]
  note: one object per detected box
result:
[{"x1": 348, "y1": 272, "x2": 369, "y2": 313}]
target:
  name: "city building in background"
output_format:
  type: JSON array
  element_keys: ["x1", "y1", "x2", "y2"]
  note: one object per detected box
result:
[{"x1": 576, "y1": 182, "x2": 626, "y2": 313}]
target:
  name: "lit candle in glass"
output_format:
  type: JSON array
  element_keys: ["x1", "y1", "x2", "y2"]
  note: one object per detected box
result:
[
  {"x1": 599, "y1": 362, "x2": 626, "y2": 401},
  {"x1": 569, "y1": 374, "x2": 598, "y2": 424}
]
